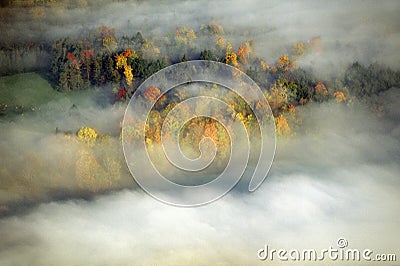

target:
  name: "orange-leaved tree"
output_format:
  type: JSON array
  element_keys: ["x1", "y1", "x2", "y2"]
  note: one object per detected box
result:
[
  {"x1": 334, "y1": 91, "x2": 346, "y2": 102},
  {"x1": 277, "y1": 54, "x2": 295, "y2": 71}
]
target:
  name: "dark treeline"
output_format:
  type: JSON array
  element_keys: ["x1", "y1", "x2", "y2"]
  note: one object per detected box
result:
[
  {"x1": 50, "y1": 28, "x2": 169, "y2": 92},
  {"x1": 0, "y1": 0, "x2": 133, "y2": 8},
  {"x1": 0, "y1": 43, "x2": 51, "y2": 75}
]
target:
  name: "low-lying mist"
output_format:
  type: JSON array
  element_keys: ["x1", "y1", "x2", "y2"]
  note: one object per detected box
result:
[
  {"x1": 1, "y1": 0, "x2": 400, "y2": 76},
  {"x1": 0, "y1": 88, "x2": 399, "y2": 264},
  {"x1": 0, "y1": 87, "x2": 134, "y2": 209}
]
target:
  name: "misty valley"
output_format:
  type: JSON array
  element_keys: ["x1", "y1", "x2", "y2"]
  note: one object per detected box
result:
[{"x1": 0, "y1": 0, "x2": 399, "y2": 265}]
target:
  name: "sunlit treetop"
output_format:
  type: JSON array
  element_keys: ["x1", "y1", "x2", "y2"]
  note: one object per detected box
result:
[{"x1": 334, "y1": 91, "x2": 346, "y2": 102}]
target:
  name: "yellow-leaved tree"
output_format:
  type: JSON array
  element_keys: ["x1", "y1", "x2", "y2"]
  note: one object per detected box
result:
[
  {"x1": 275, "y1": 114, "x2": 291, "y2": 136},
  {"x1": 225, "y1": 42, "x2": 238, "y2": 66},
  {"x1": 115, "y1": 49, "x2": 136, "y2": 86}
]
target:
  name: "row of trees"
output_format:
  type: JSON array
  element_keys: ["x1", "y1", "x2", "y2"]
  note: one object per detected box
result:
[
  {"x1": 344, "y1": 62, "x2": 400, "y2": 97},
  {"x1": 50, "y1": 26, "x2": 169, "y2": 91},
  {"x1": 50, "y1": 23, "x2": 257, "y2": 92},
  {"x1": 0, "y1": 43, "x2": 51, "y2": 75},
  {"x1": 1, "y1": 0, "x2": 113, "y2": 8}
]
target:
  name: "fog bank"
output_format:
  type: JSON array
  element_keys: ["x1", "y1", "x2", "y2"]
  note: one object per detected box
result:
[{"x1": 0, "y1": 89, "x2": 399, "y2": 264}]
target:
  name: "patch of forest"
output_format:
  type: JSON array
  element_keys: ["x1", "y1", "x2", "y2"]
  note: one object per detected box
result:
[{"x1": 1, "y1": 22, "x2": 399, "y2": 107}]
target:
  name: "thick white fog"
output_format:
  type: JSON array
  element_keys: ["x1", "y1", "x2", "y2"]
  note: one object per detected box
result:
[{"x1": 0, "y1": 89, "x2": 399, "y2": 264}]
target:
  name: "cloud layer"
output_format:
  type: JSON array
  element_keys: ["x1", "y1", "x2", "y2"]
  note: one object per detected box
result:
[{"x1": 1, "y1": 89, "x2": 399, "y2": 264}]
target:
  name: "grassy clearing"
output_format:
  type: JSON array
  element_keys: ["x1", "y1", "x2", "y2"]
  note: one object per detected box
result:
[
  {"x1": 0, "y1": 72, "x2": 113, "y2": 118},
  {"x1": 0, "y1": 72, "x2": 58, "y2": 107}
]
